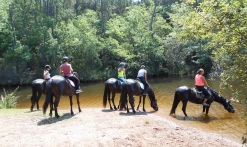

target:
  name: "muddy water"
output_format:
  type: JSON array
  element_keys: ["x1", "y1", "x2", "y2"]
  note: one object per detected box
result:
[{"x1": 1, "y1": 76, "x2": 245, "y2": 142}]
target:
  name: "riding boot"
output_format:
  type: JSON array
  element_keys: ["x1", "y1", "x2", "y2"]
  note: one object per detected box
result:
[{"x1": 76, "y1": 85, "x2": 82, "y2": 94}]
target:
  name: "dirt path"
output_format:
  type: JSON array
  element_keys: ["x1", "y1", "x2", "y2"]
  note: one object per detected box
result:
[{"x1": 0, "y1": 108, "x2": 244, "y2": 147}]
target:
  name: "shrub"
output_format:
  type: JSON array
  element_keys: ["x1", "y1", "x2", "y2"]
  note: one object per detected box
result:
[{"x1": 0, "y1": 87, "x2": 19, "y2": 109}]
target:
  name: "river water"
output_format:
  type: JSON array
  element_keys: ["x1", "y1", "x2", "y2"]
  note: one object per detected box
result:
[{"x1": 1, "y1": 76, "x2": 245, "y2": 142}]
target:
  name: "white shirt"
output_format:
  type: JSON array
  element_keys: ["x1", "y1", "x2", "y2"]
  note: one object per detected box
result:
[
  {"x1": 44, "y1": 70, "x2": 50, "y2": 79},
  {"x1": 137, "y1": 69, "x2": 147, "y2": 78}
]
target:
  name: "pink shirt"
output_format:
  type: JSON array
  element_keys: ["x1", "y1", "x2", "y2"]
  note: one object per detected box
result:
[
  {"x1": 60, "y1": 63, "x2": 73, "y2": 77},
  {"x1": 195, "y1": 74, "x2": 204, "y2": 86}
]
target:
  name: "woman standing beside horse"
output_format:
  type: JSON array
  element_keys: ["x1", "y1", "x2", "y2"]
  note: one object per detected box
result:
[{"x1": 195, "y1": 68, "x2": 210, "y2": 107}]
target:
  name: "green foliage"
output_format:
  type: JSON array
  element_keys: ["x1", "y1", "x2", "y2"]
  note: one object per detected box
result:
[{"x1": 0, "y1": 87, "x2": 19, "y2": 109}]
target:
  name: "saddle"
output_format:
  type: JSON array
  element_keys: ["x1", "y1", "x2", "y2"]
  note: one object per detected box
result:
[
  {"x1": 64, "y1": 77, "x2": 75, "y2": 87},
  {"x1": 135, "y1": 78, "x2": 144, "y2": 90},
  {"x1": 192, "y1": 88, "x2": 204, "y2": 99}
]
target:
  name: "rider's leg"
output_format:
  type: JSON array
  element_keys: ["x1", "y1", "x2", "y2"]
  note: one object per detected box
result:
[
  {"x1": 69, "y1": 76, "x2": 81, "y2": 93},
  {"x1": 141, "y1": 78, "x2": 149, "y2": 95}
]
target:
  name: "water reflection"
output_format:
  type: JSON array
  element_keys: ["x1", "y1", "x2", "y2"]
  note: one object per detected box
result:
[{"x1": 0, "y1": 76, "x2": 245, "y2": 142}]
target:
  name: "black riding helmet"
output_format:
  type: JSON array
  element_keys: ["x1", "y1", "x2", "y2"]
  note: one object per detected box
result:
[
  {"x1": 140, "y1": 65, "x2": 145, "y2": 69},
  {"x1": 119, "y1": 62, "x2": 125, "y2": 67},
  {"x1": 45, "y1": 65, "x2": 51, "y2": 69},
  {"x1": 63, "y1": 56, "x2": 69, "y2": 62}
]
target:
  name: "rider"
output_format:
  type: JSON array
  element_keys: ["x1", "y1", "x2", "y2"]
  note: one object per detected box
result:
[
  {"x1": 60, "y1": 56, "x2": 82, "y2": 94},
  {"x1": 137, "y1": 65, "x2": 149, "y2": 95},
  {"x1": 118, "y1": 62, "x2": 126, "y2": 83},
  {"x1": 195, "y1": 68, "x2": 210, "y2": 107},
  {"x1": 43, "y1": 65, "x2": 51, "y2": 81}
]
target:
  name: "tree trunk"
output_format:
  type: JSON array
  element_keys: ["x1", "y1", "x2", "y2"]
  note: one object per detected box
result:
[
  {"x1": 101, "y1": 0, "x2": 106, "y2": 38},
  {"x1": 149, "y1": 0, "x2": 157, "y2": 31}
]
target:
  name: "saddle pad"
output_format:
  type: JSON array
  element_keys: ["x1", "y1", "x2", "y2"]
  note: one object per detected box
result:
[
  {"x1": 67, "y1": 79, "x2": 75, "y2": 87},
  {"x1": 137, "y1": 81, "x2": 144, "y2": 90}
]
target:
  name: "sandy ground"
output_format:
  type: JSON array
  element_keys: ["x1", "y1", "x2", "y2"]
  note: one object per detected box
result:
[{"x1": 0, "y1": 108, "x2": 245, "y2": 147}]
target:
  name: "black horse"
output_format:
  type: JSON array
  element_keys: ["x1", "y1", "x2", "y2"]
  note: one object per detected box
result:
[
  {"x1": 43, "y1": 75, "x2": 81, "y2": 118},
  {"x1": 103, "y1": 78, "x2": 122, "y2": 110},
  {"x1": 119, "y1": 79, "x2": 158, "y2": 114},
  {"x1": 30, "y1": 79, "x2": 46, "y2": 111},
  {"x1": 170, "y1": 86, "x2": 235, "y2": 117}
]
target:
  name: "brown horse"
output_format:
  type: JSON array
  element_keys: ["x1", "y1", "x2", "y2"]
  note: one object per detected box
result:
[
  {"x1": 43, "y1": 75, "x2": 81, "y2": 118},
  {"x1": 30, "y1": 79, "x2": 46, "y2": 111},
  {"x1": 170, "y1": 86, "x2": 235, "y2": 117},
  {"x1": 119, "y1": 79, "x2": 158, "y2": 114}
]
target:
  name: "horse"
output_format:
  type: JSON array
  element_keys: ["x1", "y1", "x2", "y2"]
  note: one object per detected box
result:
[
  {"x1": 103, "y1": 78, "x2": 122, "y2": 110},
  {"x1": 169, "y1": 86, "x2": 235, "y2": 117},
  {"x1": 43, "y1": 74, "x2": 81, "y2": 118},
  {"x1": 119, "y1": 79, "x2": 158, "y2": 114},
  {"x1": 30, "y1": 79, "x2": 46, "y2": 111}
]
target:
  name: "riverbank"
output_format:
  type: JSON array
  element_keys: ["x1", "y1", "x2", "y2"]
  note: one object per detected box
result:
[{"x1": 0, "y1": 108, "x2": 243, "y2": 147}]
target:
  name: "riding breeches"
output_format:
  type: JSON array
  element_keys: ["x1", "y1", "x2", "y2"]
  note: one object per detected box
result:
[{"x1": 196, "y1": 85, "x2": 210, "y2": 99}]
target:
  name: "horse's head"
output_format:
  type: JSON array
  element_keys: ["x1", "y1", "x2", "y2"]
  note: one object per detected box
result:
[
  {"x1": 148, "y1": 87, "x2": 158, "y2": 111},
  {"x1": 210, "y1": 89, "x2": 235, "y2": 113},
  {"x1": 224, "y1": 98, "x2": 235, "y2": 113}
]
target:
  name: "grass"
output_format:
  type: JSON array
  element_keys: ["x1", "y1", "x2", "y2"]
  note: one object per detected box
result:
[{"x1": 0, "y1": 86, "x2": 19, "y2": 109}]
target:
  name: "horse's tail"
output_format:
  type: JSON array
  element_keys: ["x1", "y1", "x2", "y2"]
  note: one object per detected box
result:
[
  {"x1": 170, "y1": 89, "x2": 179, "y2": 115},
  {"x1": 43, "y1": 80, "x2": 52, "y2": 114},
  {"x1": 119, "y1": 83, "x2": 127, "y2": 110},
  {"x1": 103, "y1": 83, "x2": 109, "y2": 108}
]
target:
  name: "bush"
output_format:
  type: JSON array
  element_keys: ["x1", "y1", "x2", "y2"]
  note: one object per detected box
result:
[{"x1": 0, "y1": 87, "x2": 19, "y2": 109}]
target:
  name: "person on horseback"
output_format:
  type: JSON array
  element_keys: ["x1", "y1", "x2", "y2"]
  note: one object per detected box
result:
[
  {"x1": 137, "y1": 65, "x2": 149, "y2": 95},
  {"x1": 118, "y1": 62, "x2": 126, "y2": 83},
  {"x1": 60, "y1": 56, "x2": 82, "y2": 94},
  {"x1": 195, "y1": 68, "x2": 210, "y2": 107},
  {"x1": 43, "y1": 65, "x2": 51, "y2": 81}
]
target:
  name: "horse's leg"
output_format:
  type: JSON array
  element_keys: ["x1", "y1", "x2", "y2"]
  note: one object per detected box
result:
[
  {"x1": 181, "y1": 100, "x2": 188, "y2": 117},
  {"x1": 76, "y1": 94, "x2": 81, "y2": 112},
  {"x1": 128, "y1": 94, "x2": 135, "y2": 114},
  {"x1": 142, "y1": 95, "x2": 146, "y2": 112},
  {"x1": 53, "y1": 95, "x2": 60, "y2": 118},
  {"x1": 108, "y1": 91, "x2": 113, "y2": 110},
  {"x1": 111, "y1": 92, "x2": 117, "y2": 110},
  {"x1": 49, "y1": 94, "x2": 54, "y2": 117},
  {"x1": 126, "y1": 98, "x2": 129, "y2": 113},
  {"x1": 69, "y1": 96, "x2": 74, "y2": 116},
  {"x1": 36, "y1": 91, "x2": 42, "y2": 110},
  {"x1": 205, "y1": 105, "x2": 210, "y2": 115},
  {"x1": 136, "y1": 96, "x2": 142, "y2": 111},
  {"x1": 30, "y1": 95, "x2": 35, "y2": 112},
  {"x1": 203, "y1": 106, "x2": 206, "y2": 113}
]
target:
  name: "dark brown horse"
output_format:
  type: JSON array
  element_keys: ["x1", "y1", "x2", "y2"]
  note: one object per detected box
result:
[
  {"x1": 170, "y1": 86, "x2": 235, "y2": 117},
  {"x1": 43, "y1": 75, "x2": 81, "y2": 118},
  {"x1": 103, "y1": 78, "x2": 122, "y2": 110},
  {"x1": 119, "y1": 79, "x2": 158, "y2": 114},
  {"x1": 30, "y1": 79, "x2": 46, "y2": 111}
]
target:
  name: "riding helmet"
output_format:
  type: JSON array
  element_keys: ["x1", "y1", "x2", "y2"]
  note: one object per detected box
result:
[
  {"x1": 119, "y1": 62, "x2": 125, "y2": 67},
  {"x1": 140, "y1": 65, "x2": 145, "y2": 69},
  {"x1": 45, "y1": 65, "x2": 51, "y2": 69},
  {"x1": 63, "y1": 56, "x2": 69, "y2": 62}
]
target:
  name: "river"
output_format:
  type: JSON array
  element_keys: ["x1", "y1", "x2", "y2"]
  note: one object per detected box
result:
[{"x1": 0, "y1": 76, "x2": 245, "y2": 142}]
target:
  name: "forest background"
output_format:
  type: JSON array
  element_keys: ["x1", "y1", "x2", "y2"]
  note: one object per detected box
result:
[{"x1": 1, "y1": 0, "x2": 247, "y2": 106}]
